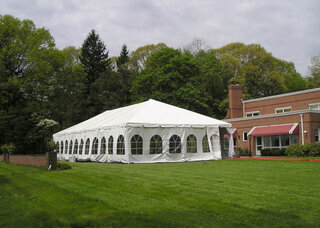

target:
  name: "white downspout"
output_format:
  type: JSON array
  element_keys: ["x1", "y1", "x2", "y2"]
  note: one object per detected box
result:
[
  {"x1": 300, "y1": 114, "x2": 304, "y2": 145},
  {"x1": 242, "y1": 99, "x2": 245, "y2": 117}
]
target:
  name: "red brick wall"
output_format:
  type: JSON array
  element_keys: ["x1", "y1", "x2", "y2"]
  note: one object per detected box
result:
[
  {"x1": 9, "y1": 154, "x2": 47, "y2": 167},
  {"x1": 244, "y1": 90, "x2": 320, "y2": 115},
  {"x1": 1, "y1": 153, "x2": 57, "y2": 169}
]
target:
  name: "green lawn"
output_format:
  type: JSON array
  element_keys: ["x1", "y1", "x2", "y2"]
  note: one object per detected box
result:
[{"x1": 0, "y1": 160, "x2": 319, "y2": 228}]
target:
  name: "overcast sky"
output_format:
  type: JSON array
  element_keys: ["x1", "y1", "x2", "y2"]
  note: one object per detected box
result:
[{"x1": 2, "y1": 0, "x2": 320, "y2": 75}]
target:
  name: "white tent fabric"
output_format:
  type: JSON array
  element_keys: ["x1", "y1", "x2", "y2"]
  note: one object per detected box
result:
[{"x1": 53, "y1": 99, "x2": 232, "y2": 163}]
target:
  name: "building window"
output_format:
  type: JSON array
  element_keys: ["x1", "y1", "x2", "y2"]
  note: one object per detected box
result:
[
  {"x1": 131, "y1": 135, "x2": 143, "y2": 155},
  {"x1": 275, "y1": 107, "x2": 292, "y2": 114},
  {"x1": 92, "y1": 138, "x2": 98, "y2": 155},
  {"x1": 100, "y1": 137, "x2": 106, "y2": 154},
  {"x1": 60, "y1": 141, "x2": 63, "y2": 154},
  {"x1": 262, "y1": 134, "x2": 298, "y2": 149},
  {"x1": 65, "y1": 141, "x2": 68, "y2": 154},
  {"x1": 246, "y1": 111, "x2": 259, "y2": 118},
  {"x1": 223, "y1": 136, "x2": 229, "y2": 150},
  {"x1": 309, "y1": 103, "x2": 320, "y2": 110},
  {"x1": 74, "y1": 140, "x2": 78, "y2": 154},
  {"x1": 108, "y1": 136, "x2": 113, "y2": 154},
  {"x1": 79, "y1": 139, "x2": 84, "y2": 155},
  {"x1": 169, "y1": 135, "x2": 181, "y2": 153},
  {"x1": 202, "y1": 135, "x2": 210, "y2": 153},
  {"x1": 315, "y1": 129, "x2": 320, "y2": 142},
  {"x1": 150, "y1": 135, "x2": 162, "y2": 154},
  {"x1": 117, "y1": 135, "x2": 125, "y2": 155},
  {"x1": 85, "y1": 139, "x2": 90, "y2": 155},
  {"x1": 187, "y1": 135, "x2": 197, "y2": 153},
  {"x1": 243, "y1": 132, "x2": 248, "y2": 142},
  {"x1": 69, "y1": 140, "x2": 73, "y2": 154}
]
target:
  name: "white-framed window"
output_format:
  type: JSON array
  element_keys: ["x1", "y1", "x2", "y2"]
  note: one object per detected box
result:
[
  {"x1": 246, "y1": 111, "x2": 259, "y2": 118},
  {"x1": 169, "y1": 135, "x2": 181, "y2": 153},
  {"x1": 309, "y1": 103, "x2": 320, "y2": 110},
  {"x1": 85, "y1": 138, "x2": 90, "y2": 155},
  {"x1": 108, "y1": 136, "x2": 113, "y2": 154},
  {"x1": 315, "y1": 129, "x2": 320, "y2": 142},
  {"x1": 117, "y1": 135, "x2": 125, "y2": 155},
  {"x1": 60, "y1": 141, "x2": 64, "y2": 154},
  {"x1": 73, "y1": 140, "x2": 78, "y2": 154},
  {"x1": 150, "y1": 135, "x2": 162, "y2": 154},
  {"x1": 202, "y1": 135, "x2": 210, "y2": 153},
  {"x1": 65, "y1": 140, "x2": 68, "y2": 154},
  {"x1": 100, "y1": 137, "x2": 106, "y2": 154},
  {"x1": 243, "y1": 132, "x2": 248, "y2": 142},
  {"x1": 69, "y1": 140, "x2": 73, "y2": 154},
  {"x1": 187, "y1": 135, "x2": 197, "y2": 153},
  {"x1": 79, "y1": 139, "x2": 84, "y2": 155},
  {"x1": 131, "y1": 135, "x2": 143, "y2": 155},
  {"x1": 262, "y1": 134, "x2": 298, "y2": 149},
  {"x1": 92, "y1": 138, "x2": 99, "y2": 155},
  {"x1": 275, "y1": 106, "x2": 292, "y2": 114}
]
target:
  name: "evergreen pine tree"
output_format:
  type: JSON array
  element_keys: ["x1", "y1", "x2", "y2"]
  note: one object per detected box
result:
[
  {"x1": 80, "y1": 29, "x2": 110, "y2": 86},
  {"x1": 116, "y1": 44, "x2": 129, "y2": 68}
]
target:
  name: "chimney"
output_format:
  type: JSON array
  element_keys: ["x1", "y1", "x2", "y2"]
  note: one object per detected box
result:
[{"x1": 226, "y1": 84, "x2": 243, "y2": 119}]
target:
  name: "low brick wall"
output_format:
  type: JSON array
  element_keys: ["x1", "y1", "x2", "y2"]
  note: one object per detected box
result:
[
  {"x1": 2, "y1": 152, "x2": 57, "y2": 170},
  {"x1": 9, "y1": 154, "x2": 46, "y2": 167}
]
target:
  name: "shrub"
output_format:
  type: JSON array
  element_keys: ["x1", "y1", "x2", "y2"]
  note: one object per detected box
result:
[
  {"x1": 285, "y1": 143, "x2": 320, "y2": 157},
  {"x1": 261, "y1": 148, "x2": 286, "y2": 156},
  {"x1": 57, "y1": 162, "x2": 72, "y2": 171},
  {"x1": 47, "y1": 140, "x2": 58, "y2": 153},
  {"x1": 234, "y1": 147, "x2": 251, "y2": 157},
  {"x1": 0, "y1": 144, "x2": 16, "y2": 154}
]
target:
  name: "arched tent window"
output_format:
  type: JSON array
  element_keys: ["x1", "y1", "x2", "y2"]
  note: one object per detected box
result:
[
  {"x1": 74, "y1": 140, "x2": 78, "y2": 154},
  {"x1": 100, "y1": 137, "x2": 106, "y2": 154},
  {"x1": 79, "y1": 139, "x2": 84, "y2": 155},
  {"x1": 56, "y1": 142, "x2": 60, "y2": 154},
  {"x1": 65, "y1": 141, "x2": 68, "y2": 154},
  {"x1": 210, "y1": 135, "x2": 219, "y2": 152},
  {"x1": 169, "y1": 135, "x2": 181, "y2": 153},
  {"x1": 85, "y1": 139, "x2": 90, "y2": 155},
  {"x1": 187, "y1": 135, "x2": 197, "y2": 153},
  {"x1": 69, "y1": 140, "x2": 73, "y2": 154},
  {"x1": 117, "y1": 135, "x2": 125, "y2": 155},
  {"x1": 108, "y1": 136, "x2": 113, "y2": 154},
  {"x1": 92, "y1": 138, "x2": 98, "y2": 155},
  {"x1": 60, "y1": 141, "x2": 63, "y2": 154},
  {"x1": 150, "y1": 135, "x2": 162, "y2": 154},
  {"x1": 131, "y1": 135, "x2": 143, "y2": 155},
  {"x1": 202, "y1": 135, "x2": 210, "y2": 153}
]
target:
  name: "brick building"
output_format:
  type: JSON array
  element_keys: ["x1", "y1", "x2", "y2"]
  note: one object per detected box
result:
[{"x1": 225, "y1": 85, "x2": 320, "y2": 156}]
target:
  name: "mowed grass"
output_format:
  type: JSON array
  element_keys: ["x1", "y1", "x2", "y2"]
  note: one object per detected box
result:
[{"x1": 0, "y1": 160, "x2": 319, "y2": 228}]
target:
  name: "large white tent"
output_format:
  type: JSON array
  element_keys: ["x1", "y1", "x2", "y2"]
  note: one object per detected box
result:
[{"x1": 53, "y1": 99, "x2": 234, "y2": 163}]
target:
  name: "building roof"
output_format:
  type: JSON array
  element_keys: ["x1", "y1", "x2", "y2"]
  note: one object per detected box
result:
[
  {"x1": 54, "y1": 99, "x2": 231, "y2": 136},
  {"x1": 243, "y1": 87, "x2": 320, "y2": 104}
]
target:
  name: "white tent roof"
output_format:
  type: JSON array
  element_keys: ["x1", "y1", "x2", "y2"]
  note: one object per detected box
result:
[{"x1": 54, "y1": 99, "x2": 231, "y2": 136}]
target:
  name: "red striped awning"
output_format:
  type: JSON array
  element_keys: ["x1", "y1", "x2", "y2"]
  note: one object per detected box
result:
[{"x1": 248, "y1": 123, "x2": 299, "y2": 137}]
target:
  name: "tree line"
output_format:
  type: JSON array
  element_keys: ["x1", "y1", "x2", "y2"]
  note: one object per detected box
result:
[{"x1": 0, "y1": 15, "x2": 319, "y2": 153}]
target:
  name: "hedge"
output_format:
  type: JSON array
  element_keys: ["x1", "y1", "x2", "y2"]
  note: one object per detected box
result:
[
  {"x1": 260, "y1": 148, "x2": 286, "y2": 156},
  {"x1": 285, "y1": 143, "x2": 320, "y2": 157}
]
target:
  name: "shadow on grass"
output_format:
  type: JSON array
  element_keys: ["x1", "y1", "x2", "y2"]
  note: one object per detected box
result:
[
  {"x1": 0, "y1": 174, "x2": 10, "y2": 185},
  {"x1": 28, "y1": 204, "x2": 314, "y2": 228}
]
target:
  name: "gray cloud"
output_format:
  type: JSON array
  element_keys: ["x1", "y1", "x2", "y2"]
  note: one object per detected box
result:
[{"x1": 1, "y1": 0, "x2": 320, "y2": 75}]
